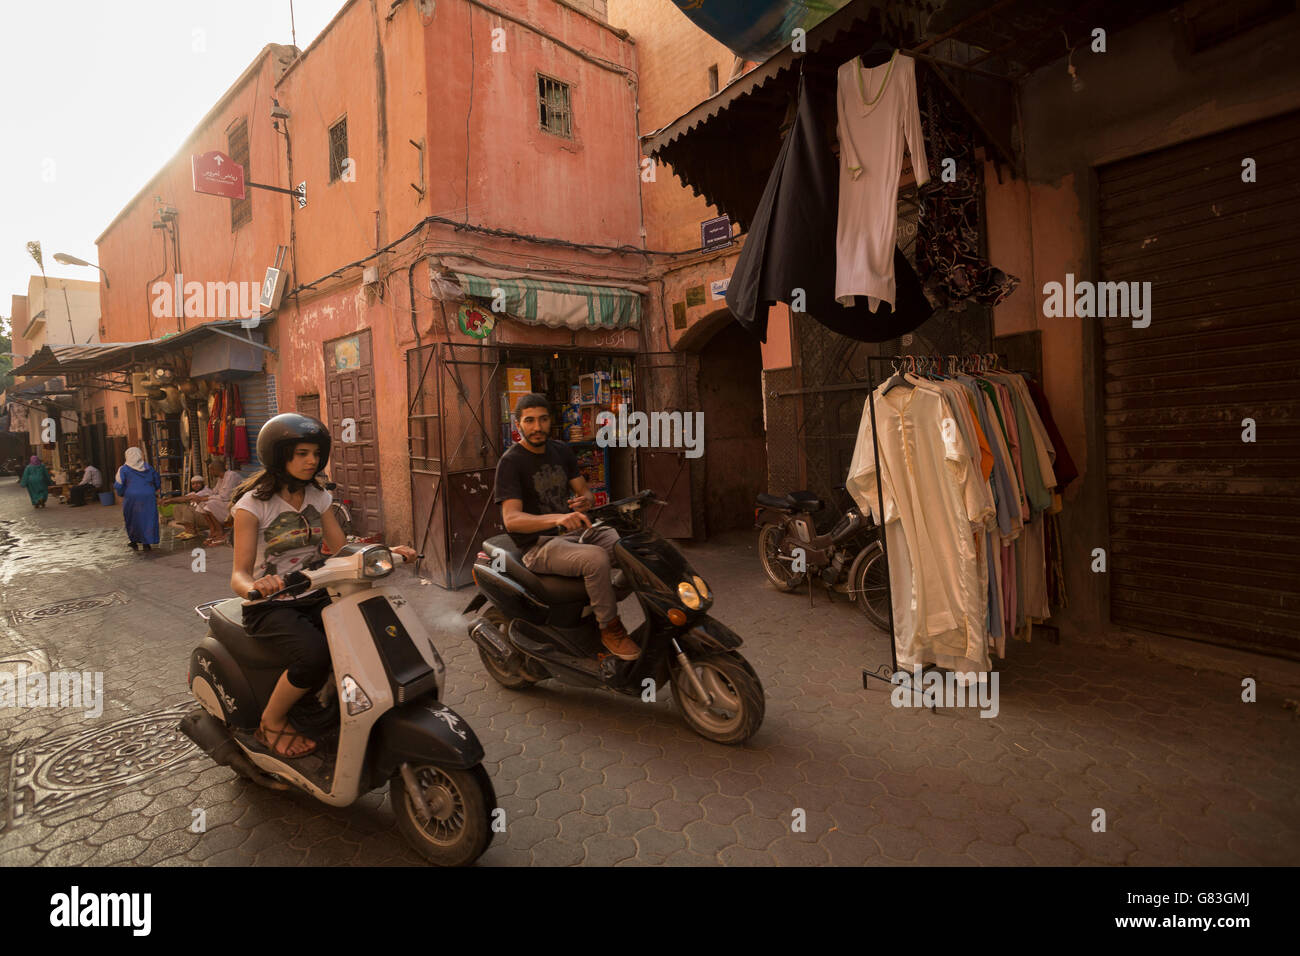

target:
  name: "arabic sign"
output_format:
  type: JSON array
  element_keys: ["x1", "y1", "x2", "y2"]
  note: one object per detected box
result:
[
  {"x1": 192, "y1": 150, "x2": 246, "y2": 200},
  {"x1": 701, "y1": 214, "x2": 732, "y2": 250}
]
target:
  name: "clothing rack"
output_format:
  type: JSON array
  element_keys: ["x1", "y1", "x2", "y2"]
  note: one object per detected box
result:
[{"x1": 859, "y1": 352, "x2": 1006, "y2": 695}]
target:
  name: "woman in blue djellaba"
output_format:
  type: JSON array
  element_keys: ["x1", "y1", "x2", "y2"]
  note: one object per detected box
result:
[
  {"x1": 19, "y1": 455, "x2": 52, "y2": 508},
  {"x1": 114, "y1": 447, "x2": 161, "y2": 551}
]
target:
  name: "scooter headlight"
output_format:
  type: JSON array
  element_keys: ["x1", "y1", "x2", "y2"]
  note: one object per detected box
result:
[
  {"x1": 692, "y1": 575, "x2": 710, "y2": 601},
  {"x1": 677, "y1": 580, "x2": 702, "y2": 610},
  {"x1": 340, "y1": 675, "x2": 373, "y2": 716},
  {"x1": 363, "y1": 546, "x2": 394, "y2": 578}
]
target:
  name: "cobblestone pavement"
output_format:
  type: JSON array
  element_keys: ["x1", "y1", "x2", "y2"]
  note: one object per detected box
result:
[{"x1": 0, "y1": 481, "x2": 1297, "y2": 867}]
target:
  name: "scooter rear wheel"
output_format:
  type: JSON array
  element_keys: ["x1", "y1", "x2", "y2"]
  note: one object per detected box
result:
[
  {"x1": 391, "y1": 763, "x2": 495, "y2": 866},
  {"x1": 476, "y1": 606, "x2": 540, "y2": 689}
]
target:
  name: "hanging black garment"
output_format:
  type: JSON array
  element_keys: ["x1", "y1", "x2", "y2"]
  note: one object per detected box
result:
[
  {"x1": 727, "y1": 71, "x2": 933, "y2": 344},
  {"x1": 914, "y1": 73, "x2": 1020, "y2": 307}
]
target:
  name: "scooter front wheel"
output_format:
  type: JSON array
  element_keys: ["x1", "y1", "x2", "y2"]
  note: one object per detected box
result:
[
  {"x1": 671, "y1": 651, "x2": 765, "y2": 745},
  {"x1": 391, "y1": 762, "x2": 495, "y2": 866}
]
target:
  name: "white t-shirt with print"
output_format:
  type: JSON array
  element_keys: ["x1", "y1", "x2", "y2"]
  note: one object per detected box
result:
[{"x1": 233, "y1": 485, "x2": 333, "y2": 580}]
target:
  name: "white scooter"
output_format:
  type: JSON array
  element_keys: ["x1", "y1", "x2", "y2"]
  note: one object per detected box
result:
[{"x1": 181, "y1": 543, "x2": 495, "y2": 866}]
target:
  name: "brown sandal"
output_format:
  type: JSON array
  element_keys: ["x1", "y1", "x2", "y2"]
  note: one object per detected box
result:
[{"x1": 255, "y1": 721, "x2": 317, "y2": 759}]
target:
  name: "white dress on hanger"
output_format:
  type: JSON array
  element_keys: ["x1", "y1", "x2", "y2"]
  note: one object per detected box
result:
[
  {"x1": 835, "y1": 53, "x2": 929, "y2": 312},
  {"x1": 846, "y1": 384, "x2": 992, "y2": 674}
]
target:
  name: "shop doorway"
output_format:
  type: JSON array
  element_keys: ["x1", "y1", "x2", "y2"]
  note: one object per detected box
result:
[
  {"x1": 82, "y1": 423, "x2": 110, "y2": 491},
  {"x1": 407, "y1": 341, "x2": 647, "y2": 588},
  {"x1": 324, "y1": 331, "x2": 382, "y2": 538},
  {"x1": 692, "y1": 319, "x2": 766, "y2": 536}
]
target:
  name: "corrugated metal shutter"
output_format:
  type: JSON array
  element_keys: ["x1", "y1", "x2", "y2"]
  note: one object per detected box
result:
[
  {"x1": 1098, "y1": 110, "x2": 1300, "y2": 660},
  {"x1": 236, "y1": 373, "x2": 278, "y2": 478}
]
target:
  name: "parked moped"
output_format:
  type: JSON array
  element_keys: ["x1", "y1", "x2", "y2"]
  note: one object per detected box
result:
[{"x1": 755, "y1": 488, "x2": 889, "y2": 627}]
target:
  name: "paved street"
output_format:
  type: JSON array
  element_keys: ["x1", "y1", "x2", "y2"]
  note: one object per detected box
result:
[{"x1": 0, "y1": 480, "x2": 1297, "y2": 867}]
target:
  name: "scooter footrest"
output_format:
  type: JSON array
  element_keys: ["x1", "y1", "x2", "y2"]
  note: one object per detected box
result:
[{"x1": 509, "y1": 620, "x2": 603, "y2": 678}]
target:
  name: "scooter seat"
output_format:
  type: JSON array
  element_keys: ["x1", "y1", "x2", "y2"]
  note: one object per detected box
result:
[
  {"x1": 207, "y1": 598, "x2": 289, "y2": 669},
  {"x1": 483, "y1": 537, "x2": 592, "y2": 606},
  {"x1": 483, "y1": 533, "x2": 521, "y2": 557},
  {"x1": 757, "y1": 491, "x2": 823, "y2": 513}
]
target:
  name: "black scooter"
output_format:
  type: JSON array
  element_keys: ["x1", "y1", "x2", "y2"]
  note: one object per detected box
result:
[{"x1": 463, "y1": 490, "x2": 765, "y2": 745}]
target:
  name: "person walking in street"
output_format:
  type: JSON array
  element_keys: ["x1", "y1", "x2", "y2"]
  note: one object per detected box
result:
[
  {"x1": 19, "y1": 455, "x2": 52, "y2": 509},
  {"x1": 114, "y1": 447, "x2": 161, "y2": 551},
  {"x1": 68, "y1": 460, "x2": 103, "y2": 507}
]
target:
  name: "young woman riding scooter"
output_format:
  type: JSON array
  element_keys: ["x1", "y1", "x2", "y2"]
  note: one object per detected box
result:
[{"x1": 230, "y1": 413, "x2": 415, "y2": 759}]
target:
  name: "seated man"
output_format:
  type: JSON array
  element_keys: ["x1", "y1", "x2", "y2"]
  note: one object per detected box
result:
[
  {"x1": 195, "y1": 461, "x2": 242, "y2": 546},
  {"x1": 493, "y1": 392, "x2": 640, "y2": 661},
  {"x1": 68, "y1": 461, "x2": 103, "y2": 506},
  {"x1": 162, "y1": 474, "x2": 213, "y2": 538}
]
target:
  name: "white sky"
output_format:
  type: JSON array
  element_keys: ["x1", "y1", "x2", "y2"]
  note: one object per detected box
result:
[{"x1": 0, "y1": 0, "x2": 343, "y2": 325}]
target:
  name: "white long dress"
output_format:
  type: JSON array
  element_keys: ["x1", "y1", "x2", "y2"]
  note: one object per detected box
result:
[
  {"x1": 846, "y1": 384, "x2": 992, "y2": 674},
  {"x1": 835, "y1": 53, "x2": 929, "y2": 311}
]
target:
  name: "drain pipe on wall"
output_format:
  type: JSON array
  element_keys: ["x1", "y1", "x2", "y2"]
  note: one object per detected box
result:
[{"x1": 407, "y1": 257, "x2": 422, "y2": 351}]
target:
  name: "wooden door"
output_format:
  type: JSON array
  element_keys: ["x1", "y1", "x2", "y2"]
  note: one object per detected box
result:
[{"x1": 324, "y1": 331, "x2": 383, "y2": 538}]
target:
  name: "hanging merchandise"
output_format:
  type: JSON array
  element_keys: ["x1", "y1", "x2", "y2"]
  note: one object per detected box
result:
[
  {"x1": 914, "y1": 76, "x2": 1020, "y2": 307},
  {"x1": 207, "y1": 387, "x2": 223, "y2": 455},
  {"x1": 835, "y1": 50, "x2": 930, "y2": 312},
  {"x1": 727, "y1": 70, "x2": 933, "y2": 343},
  {"x1": 847, "y1": 356, "x2": 1064, "y2": 674},
  {"x1": 230, "y1": 384, "x2": 250, "y2": 465}
]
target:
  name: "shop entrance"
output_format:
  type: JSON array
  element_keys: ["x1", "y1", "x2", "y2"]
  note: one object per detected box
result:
[
  {"x1": 324, "y1": 330, "x2": 382, "y2": 538},
  {"x1": 406, "y1": 341, "x2": 648, "y2": 589},
  {"x1": 693, "y1": 320, "x2": 766, "y2": 536}
]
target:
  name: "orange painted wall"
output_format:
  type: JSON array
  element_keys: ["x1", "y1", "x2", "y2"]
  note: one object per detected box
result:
[
  {"x1": 608, "y1": 0, "x2": 750, "y2": 253},
  {"x1": 270, "y1": 0, "x2": 647, "y2": 546},
  {"x1": 422, "y1": 0, "x2": 643, "y2": 248},
  {"x1": 94, "y1": 45, "x2": 297, "y2": 436}
]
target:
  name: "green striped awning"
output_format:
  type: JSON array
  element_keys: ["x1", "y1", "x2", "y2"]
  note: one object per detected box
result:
[{"x1": 452, "y1": 272, "x2": 641, "y2": 331}]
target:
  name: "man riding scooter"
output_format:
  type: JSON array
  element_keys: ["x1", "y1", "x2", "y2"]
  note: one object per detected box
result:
[{"x1": 493, "y1": 392, "x2": 640, "y2": 661}]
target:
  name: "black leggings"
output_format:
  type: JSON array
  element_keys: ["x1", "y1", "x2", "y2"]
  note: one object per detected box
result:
[{"x1": 242, "y1": 592, "x2": 332, "y2": 691}]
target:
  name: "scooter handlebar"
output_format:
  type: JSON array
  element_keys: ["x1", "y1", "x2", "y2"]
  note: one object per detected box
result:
[{"x1": 245, "y1": 570, "x2": 312, "y2": 603}]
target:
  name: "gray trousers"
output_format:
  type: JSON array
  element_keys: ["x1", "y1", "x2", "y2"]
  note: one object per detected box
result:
[{"x1": 522, "y1": 525, "x2": 621, "y2": 625}]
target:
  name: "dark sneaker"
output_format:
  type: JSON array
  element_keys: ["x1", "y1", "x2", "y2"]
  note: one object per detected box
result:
[{"x1": 600, "y1": 618, "x2": 640, "y2": 661}]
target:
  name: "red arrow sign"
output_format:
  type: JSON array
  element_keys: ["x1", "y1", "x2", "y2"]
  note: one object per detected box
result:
[{"x1": 192, "y1": 150, "x2": 246, "y2": 200}]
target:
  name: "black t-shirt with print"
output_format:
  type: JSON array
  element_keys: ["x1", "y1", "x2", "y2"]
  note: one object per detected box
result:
[{"x1": 493, "y1": 439, "x2": 580, "y2": 549}]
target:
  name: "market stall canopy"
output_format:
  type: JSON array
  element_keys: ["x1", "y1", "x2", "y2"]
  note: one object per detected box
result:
[
  {"x1": 11, "y1": 319, "x2": 274, "y2": 380},
  {"x1": 431, "y1": 261, "x2": 647, "y2": 331},
  {"x1": 645, "y1": 0, "x2": 1184, "y2": 231},
  {"x1": 670, "y1": 0, "x2": 855, "y2": 61}
]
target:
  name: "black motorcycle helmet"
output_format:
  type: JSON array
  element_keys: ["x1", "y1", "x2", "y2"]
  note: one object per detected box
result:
[{"x1": 256, "y1": 413, "x2": 331, "y2": 482}]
